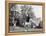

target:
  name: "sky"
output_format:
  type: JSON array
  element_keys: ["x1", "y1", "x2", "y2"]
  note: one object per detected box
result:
[{"x1": 31, "y1": 5, "x2": 42, "y2": 20}]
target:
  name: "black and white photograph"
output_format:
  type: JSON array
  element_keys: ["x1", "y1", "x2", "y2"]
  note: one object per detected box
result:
[{"x1": 9, "y1": 4, "x2": 43, "y2": 32}]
